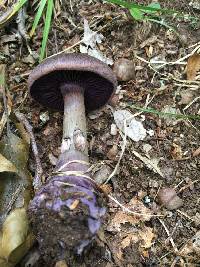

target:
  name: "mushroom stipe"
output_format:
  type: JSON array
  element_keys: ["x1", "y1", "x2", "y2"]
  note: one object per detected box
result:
[{"x1": 28, "y1": 53, "x2": 117, "y2": 265}]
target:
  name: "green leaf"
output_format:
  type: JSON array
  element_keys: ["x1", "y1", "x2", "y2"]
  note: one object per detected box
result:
[
  {"x1": 130, "y1": 7, "x2": 144, "y2": 21},
  {"x1": 39, "y1": 0, "x2": 54, "y2": 62},
  {"x1": 105, "y1": 0, "x2": 171, "y2": 14},
  {"x1": 146, "y1": 2, "x2": 161, "y2": 13},
  {"x1": 30, "y1": 0, "x2": 47, "y2": 37},
  {"x1": 148, "y1": 2, "x2": 161, "y2": 9}
]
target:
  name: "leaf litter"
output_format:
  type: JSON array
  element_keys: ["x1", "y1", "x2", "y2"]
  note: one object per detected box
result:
[
  {"x1": 0, "y1": 65, "x2": 34, "y2": 267},
  {"x1": 0, "y1": 0, "x2": 200, "y2": 266}
]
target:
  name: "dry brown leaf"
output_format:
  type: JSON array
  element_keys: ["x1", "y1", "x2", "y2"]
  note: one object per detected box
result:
[
  {"x1": 108, "y1": 198, "x2": 152, "y2": 232},
  {"x1": 120, "y1": 226, "x2": 155, "y2": 256},
  {"x1": 171, "y1": 143, "x2": 183, "y2": 159},
  {"x1": 138, "y1": 226, "x2": 155, "y2": 249},
  {"x1": 180, "y1": 230, "x2": 200, "y2": 256},
  {"x1": 187, "y1": 54, "x2": 200, "y2": 80},
  {"x1": 193, "y1": 147, "x2": 200, "y2": 157}
]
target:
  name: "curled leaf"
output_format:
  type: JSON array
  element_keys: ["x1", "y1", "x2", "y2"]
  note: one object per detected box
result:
[{"x1": 187, "y1": 54, "x2": 200, "y2": 80}]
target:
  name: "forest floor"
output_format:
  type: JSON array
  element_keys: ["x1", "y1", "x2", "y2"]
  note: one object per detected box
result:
[{"x1": 0, "y1": 0, "x2": 200, "y2": 266}]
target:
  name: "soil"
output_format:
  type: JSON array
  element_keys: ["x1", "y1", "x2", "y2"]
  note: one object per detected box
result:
[{"x1": 0, "y1": 0, "x2": 200, "y2": 267}]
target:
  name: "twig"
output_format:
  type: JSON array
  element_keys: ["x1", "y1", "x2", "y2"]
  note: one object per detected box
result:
[
  {"x1": 0, "y1": 65, "x2": 8, "y2": 137},
  {"x1": 136, "y1": 42, "x2": 200, "y2": 70},
  {"x1": 5, "y1": 184, "x2": 23, "y2": 216},
  {"x1": 158, "y1": 218, "x2": 179, "y2": 253},
  {"x1": 108, "y1": 194, "x2": 163, "y2": 217},
  {"x1": 0, "y1": 64, "x2": 11, "y2": 136},
  {"x1": 104, "y1": 94, "x2": 154, "y2": 184},
  {"x1": 183, "y1": 96, "x2": 200, "y2": 111},
  {"x1": 14, "y1": 111, "x2": 43, "y2": 191},
  {"x1": 104, "y1": 120, "x2": 127, "y2": 184},
  {"x1": 16, "y1": 5, "x2": 29, "y2": 41},
  {"x1": 47, "y1": 15, "x2": 122, "y2": 59},
  {"x1": 176, "y1": 210, "x2": 194, "y2": 222},
  {"x1": 178, "y1": 179, "x2": 199, "y2": 193}
]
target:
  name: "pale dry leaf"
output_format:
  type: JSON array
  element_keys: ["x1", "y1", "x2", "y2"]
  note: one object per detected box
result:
[
  {"x1": 180, "y1": 231, "x2": 200, "y2": 257},
  {"x1": 132, "y1": 149, "x2": 164, "y2": 177},
  {"x1": 161, "y1": 105, "x2": 181, "y2": 126},
  {"x1": 187, "y1": 54, "x2": 200, "y2": 80},
  {"x1": 121, "y1": 226, "x2": 155, "y2": 250},
  {"x1": 121, "y1": 233, "x2": 139, "y2": 249},
  {"x1": 108, "y1": 198, "x2": 152, "y2": 232},
  {"x1": 114, "y1": 110, "x2": 147, "y2": 142},
  {"x1": 80, "y1": 19, "x2": 113, "y2": 65},
  {"x1": 0, "y1": 129, "x2": 33, "y2": 266},
  {"x1": 0, "y1": 154, "x2": 18, "y2": 174},
  {"x1": 138, "y1": 226, "x2": 155, "y2": 249},
  {"x1": 180, "y1": 230, "x2": 200, "y2": 256},
  {"x1": 1, "y1": 209, "x2": 28, "y2": 259}
]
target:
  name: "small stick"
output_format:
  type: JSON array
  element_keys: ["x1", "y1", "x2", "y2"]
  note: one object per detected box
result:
[
  {"x1": 108, "y1": 194, "x2": 164, "y2": 218},
  {"x1": 14, "y1": 111, "x2": 43, "y2": 191},
  {"x1": 16, "y1": 5, "x2": 29, "y2": 41},
  {"x1": 158, "y1": 218, "x2": 179, "y2": 253}
]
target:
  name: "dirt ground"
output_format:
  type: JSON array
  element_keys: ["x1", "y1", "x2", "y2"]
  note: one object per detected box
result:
[{"x1": 0, "y1": 0, "x2": 200, "y2": 266}]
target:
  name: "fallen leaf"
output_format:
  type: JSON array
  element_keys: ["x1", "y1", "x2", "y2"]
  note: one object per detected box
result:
[
  {"x1": 108, "y1": 197, "x2": 152, "y2": 232},
  {"x1": 132, "y1": 149, "x2": 164, "y2": 177},
  {"x1": 121, "y1": 226, "x2": 155, "y2": 250},
  {"x1": 171, "y1": 143, "x2": 183, "y2": 159},
  {"x1": 161, "y1": 105, "x2": 181, "y2": 126},
  {"x1": 0, "y1": 154, "x2": 17, "y2": 174},
  {"x1": 114, "y1": 110, "x2": 147, "y2": 142},
  {"x1": 193, "y1": 147, "x2": 200, "y2": 157},
  {"x1": 187, "y1": 54, "x2": 200, "y2": 80},
  {"x1": 80, "y1": 19, "x2": 113, "y2": 65},
  {"x1": 0, "y1": 123, "x2": 33, "y2": 266},
  {"x1": 139, "y1": 226, "x2": 155, "y2": 249},
  {"x1": 119, "y1": 226, "x2": 154, "y2": 261},
  {"x1": 180, "y1": 230, "x2": 200, "y2": 256}
]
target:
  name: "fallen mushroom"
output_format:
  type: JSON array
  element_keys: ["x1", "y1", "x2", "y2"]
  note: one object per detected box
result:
[{"x1": 28, "y1": 53, "x2": 117, "y2": 264}]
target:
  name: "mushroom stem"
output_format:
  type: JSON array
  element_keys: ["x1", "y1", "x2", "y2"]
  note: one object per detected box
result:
[{"x1": 59, "y1": 86, "x2": 88, "y2": 162}]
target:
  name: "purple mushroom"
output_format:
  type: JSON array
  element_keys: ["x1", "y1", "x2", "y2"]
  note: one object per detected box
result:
[{"x1": 28, "y1": 53, "x2": 117, "y2": 263}]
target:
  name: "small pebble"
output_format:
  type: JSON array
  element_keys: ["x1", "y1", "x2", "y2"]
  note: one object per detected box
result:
[
  {"x1": 93, "y1": 165, "x2": 112, "y2": 184},
  {"x1": 113, "y1": 58, "x2": 135, "y2": 81},
  {"x1": 107, "y1": 144, "x2": 118, "y2": 160},
  {"x1": 110, "y1": 123, "x2": 118, "y2": 136},
  {"x1": 48, "y1": 153, "x2": 58, "y2": 166},
  {"x1": 178, "y1": 90, "x2": 195, "y2": 105},
  {"x1": 108, "y1": 94, "x2": 120, "y2": 107},
  {"x1": 158, "y1": 188, "x2": 183, "y2": 210}
]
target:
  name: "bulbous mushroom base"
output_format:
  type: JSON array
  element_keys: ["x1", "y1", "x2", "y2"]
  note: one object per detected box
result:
[{"x1": 28, "y1": 175, "x2": 106, "y2": 265}]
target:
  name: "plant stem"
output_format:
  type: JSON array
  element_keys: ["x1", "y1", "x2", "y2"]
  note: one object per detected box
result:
[{"x1": 56, "y1": 86, "x2": 88, "y2": 171}]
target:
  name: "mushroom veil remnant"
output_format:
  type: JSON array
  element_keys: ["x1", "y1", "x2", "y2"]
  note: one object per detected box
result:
[{"x1": 28, "y1": 53, "x2": 117, "y2": 264}]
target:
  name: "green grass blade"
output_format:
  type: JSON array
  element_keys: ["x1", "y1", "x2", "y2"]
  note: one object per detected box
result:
[
  {"x1": 131, "y1": 105, "x2": 200, "y2": 120},
  {"x1": 39, "y1": 0, "x2": 53, "y2": 62},
  {"x1": 130, "y1": 7, "x2": 144, "y2": 21},
  {"x1": 30, "y1": 0, "x2": 47, "y2": 37},
  {"x1": 11, "y1": 0, "x2": 28, "y2": 14},
  {"x1": 104, "y1": 0, "x2": 176, "y2": 14},
  {"x1": 105, "y1": 0, "x2": 199, "y2": 21}
]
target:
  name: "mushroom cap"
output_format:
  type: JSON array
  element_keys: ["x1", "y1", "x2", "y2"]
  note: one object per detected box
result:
[{"x1": 28, "y1": 53, "x2": 117, "y2": 111}]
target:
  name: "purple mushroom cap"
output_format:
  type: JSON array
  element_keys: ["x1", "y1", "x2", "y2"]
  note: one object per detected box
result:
[{"x1": 28, "y1": 53, "x2": 117, "y2": 111}]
